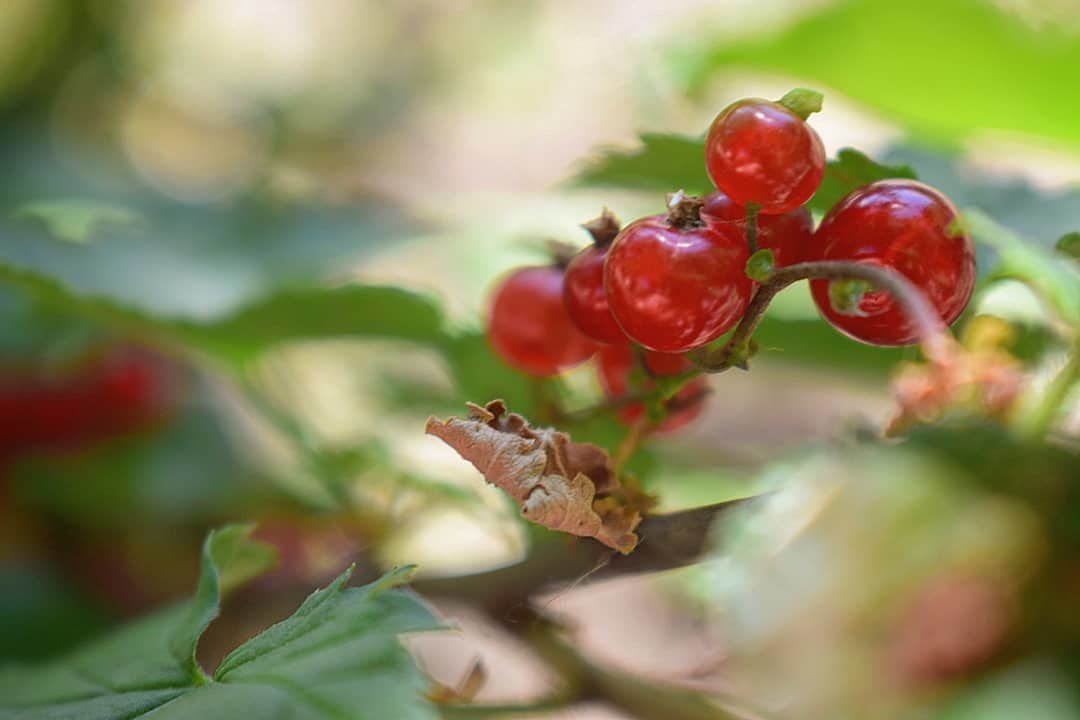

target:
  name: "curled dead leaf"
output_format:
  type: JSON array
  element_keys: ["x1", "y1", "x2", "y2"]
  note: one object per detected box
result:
[{"x1": 425, "y1": 400, "x2": 649, "y2": 553}]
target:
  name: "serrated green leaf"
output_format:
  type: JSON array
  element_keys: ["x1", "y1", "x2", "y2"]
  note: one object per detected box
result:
[
  {"x1": 807, "y1": 148, "x2": 917, "y2": 215},
  {"x1": 674, "y1": 0, "x2": 1080, "y2": 151},
  {"x1": 0, "y1": 524, "x2": 274, "y2": 713},
  {"x1": 0, "y1": 262, "x2": 448, "y2": 363},
  {"x1": 0, "y1": 531, "x2": 443, "y2": 720},
  {"x1": 573, "y1": 133, "x2": 711, "y2": 195},
  {"x1": 170, "y1": 525, "x2": 278, "y2": 682}
]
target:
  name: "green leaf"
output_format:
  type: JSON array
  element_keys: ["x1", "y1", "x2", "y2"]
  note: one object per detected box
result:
[
  {"x1": 172, "y1": 285, "x2": 449, "y2": 362},
  {"x1": 1058, "y1": 232, "x2": 1080, "y2": 260},
  {"x1": 0, "y1": 262, "x2": 448, "y2": 363},
  {"x1": 883, "y1": 146, "x2": 1080, "y2": 254},
  {"x1": 574, "y1": 136, "x2": 916, "y2": 220},
  {"x1": 573, "y1": 133, "x2": 712, "y2": 195},
  {"x1": 807, "y1": 148, "x2": 916, "y2": 214},
  {"x1": 0, "y1": 528, "x2": 443, "y2": 720},
  {"x1": 12, "y1": 199, "x2": 141, "y2": 244},
  {"x1": 170, "y1": 525, "x2": 278, "y2": 682},
  {"x1": 674, "y1": 0, "x2": 1080, "y2": 150},
  {"x1": 441, "y1": 330, "x2": 536, "y2": 413},
  {"x1": 962, "y1": 210, "x2": 1080, "y2": 328}
]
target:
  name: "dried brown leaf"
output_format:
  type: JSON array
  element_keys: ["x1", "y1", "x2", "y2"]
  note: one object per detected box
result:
[{"x1": 425, "y1": 400, "x2": 646, "y2": 553}]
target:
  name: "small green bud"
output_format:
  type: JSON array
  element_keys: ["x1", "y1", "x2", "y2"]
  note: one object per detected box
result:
[
  {"x1": 829, "y1": 279, "x2": 872, "y2": 316},
  {"x1": 777, "y1": 88, "x2": 824, "y2": 120},
  {"x1": 745, "y1": 248, "x2": 776, "y2": 282}
]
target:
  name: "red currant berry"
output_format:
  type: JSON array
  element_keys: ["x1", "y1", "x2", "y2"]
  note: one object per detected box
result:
[
  {"x1": 702, "y1": 190, "x2": 814, "y2": 267},
  {"x1": 488, "y1": 265, "x2": 596, "y2": 376},
  {"x1": 564, "y1": 246, "x2": 626, "y2": 344},
  {"x1": 597, "y1": 344, "x2": 706, "y2": 432},
  {"x1": 605, "y1": 199, "x2": 752, "y2": 353},
  {"x1": 704, "y1": 98, "x2": 825, "y2": 215},
  {"x1": 809, "y1": 180, "x2": 976, "y2": 346},
  {"x1": 563, "y1": 211, "x2": 626, "y2": 345}
]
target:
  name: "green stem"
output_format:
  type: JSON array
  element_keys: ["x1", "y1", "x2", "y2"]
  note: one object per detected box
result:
[
  {"x1": 745, "y1": 204, "x2": 760, "y2": 254},
  {"x1": 1021, "y1": 342, "x2": 1080, "y2": 438},
  {"x1": 693, "y1": 260, "x2": 951, "y2": 372}
]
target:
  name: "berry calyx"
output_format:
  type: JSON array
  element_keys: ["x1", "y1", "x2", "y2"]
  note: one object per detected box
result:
[
  {"x1": 604, "y1": 195, "x2": 753, "y2": 353},
  {"x1": 702, "y1": 190, "x2": 814, "y2": 267},
  {"x1": 488, "y1": 265, "x2": 596, "y2": 376},
  {"x1": 809, "y1": 179, "x2": 976, "y2": 347},
  {"x1": 597, "y1": 344, "x2": 706, "y2": 432},
  {"x1": 563, "y1": 210, "x2": 627, "y2": 345},
  {"x1": 704, "y1": 96, "x2": 826, "y2": 215}
]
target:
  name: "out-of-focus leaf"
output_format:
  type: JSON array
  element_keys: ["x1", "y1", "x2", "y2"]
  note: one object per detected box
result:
[
  {"x1": 807, "y1": 148, "x2": 917, "y2": 214},
  {"x1": 573, "y1": 133, "x2": 711, "y2": 194},
  {"x1": 0, "y1": 128, "x2": 415, "y2": 320},
  {"x1": 884, "y1": 147, "x2": 1080, "y2": 257},
  {"x1": 1058, "y1": 232, "x2": 1080, "y2": 260},
  {"x1": 937, "y1": 662, "x2": 1080, "y2": 720},
  {"x1": 12, "y1": 199, "x2": 141, "y2": 244},
  {"x1": 675, "y1": 0, "x2": 1080, "y2": 150},
  {"x1": 175, "y1": 285, "x2": 449, "y2": 362},
  {"x1": 0, "y1": 262, "x2": 448, "y2": 362},
  {"x1": 753, "y1": 312, "x2": 911, "y2": 375},
  {"x1": 573, "y1": 136, "x2": 917, "y2": 221},
  {"x1": 0, "y1": 562, "x2": 108, "y2": 663},
  {"x1": 0, "y1": 528, "x2": 443, "y2": 720},
  {"x1": 441, "y1": 330, "x2": 536, "y2": 413},
  {"x1": 963, "y1": 211, "x2": 1080, "y2": 328}
]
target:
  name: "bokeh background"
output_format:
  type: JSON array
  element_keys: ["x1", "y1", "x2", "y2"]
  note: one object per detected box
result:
[{"x1": 1, "y1": 1, "x2": 1079, "y2": 718}]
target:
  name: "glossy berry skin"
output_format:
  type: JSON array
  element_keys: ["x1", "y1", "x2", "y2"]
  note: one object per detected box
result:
[
  {"x1": 597, "y1": 344, "x2": 706, "y2": 432},
  {"x1": 809, "y1": 180, "x2": 976, "y2": 347},
  {"x1": 605, "y1": 215, "x2": 752, "y2": 353},
  {"x1": 563, "y1": 245, "x2": 625, "y2": 344},
  {"x1": 488, "y1": 265, "x2": 595, "y2": 376},
  {"x1": 704, "y1": 99, "x2": 825, "y2": 215},
  {"x1": 702, "y1": 190, "x2": 814, "y2": 267}
]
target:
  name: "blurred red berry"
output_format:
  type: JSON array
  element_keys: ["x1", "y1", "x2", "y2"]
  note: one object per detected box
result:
[
  {"x1": 488, "y1": 266, "x2": 596, "y2": 376},
  {"x1": 597, "y1": 343, "x2": 706, "y2": 432}
]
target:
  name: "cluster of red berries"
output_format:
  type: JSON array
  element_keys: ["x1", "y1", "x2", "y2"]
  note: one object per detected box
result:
[{"x1": 487, "y1": 91, "x2": 976, "y2": 429}]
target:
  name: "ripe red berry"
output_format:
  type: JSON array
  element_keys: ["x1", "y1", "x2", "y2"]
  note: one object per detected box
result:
[
  {"x1": 809, "y1": 180, "x2": 976, "y2": 346},
  {"x1": 605, "y1": 199, "x2": 753, "y2": 353},
  {"x1": 563, "y1": 211, "x2": 626, "y2": 345},
  {"x1": 488, "y1": 265, "x2": 596, "y2": 376},
  {"x1": 702, "y1": 190, "x2": 814, "y2": 267},
  {"x1": 596, "y1": 344, "x2": 706, "y2": 432},
  {"x1": 704, "y1": 98, "x2": 825, "y2": 215}
]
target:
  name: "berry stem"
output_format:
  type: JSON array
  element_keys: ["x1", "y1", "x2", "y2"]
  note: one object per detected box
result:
[
  {"x1": 745, "y1": 204, "x2": 760, "y2": 254},
  {"x1": 692, "y1": 260, "x2": 956, "y2": 372}
]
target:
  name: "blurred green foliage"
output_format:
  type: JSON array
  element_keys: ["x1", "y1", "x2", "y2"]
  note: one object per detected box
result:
[{"x1": 672, "y1": 0, "x2": 1080, "y2": 151}]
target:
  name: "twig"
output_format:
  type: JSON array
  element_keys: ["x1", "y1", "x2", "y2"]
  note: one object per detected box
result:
[
  {"x1": 693, "y1": 260, "x2": 955, "y2": 372},
  {"x1": 411, "y1": 498, "x2": 755, "y2": 612}
]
